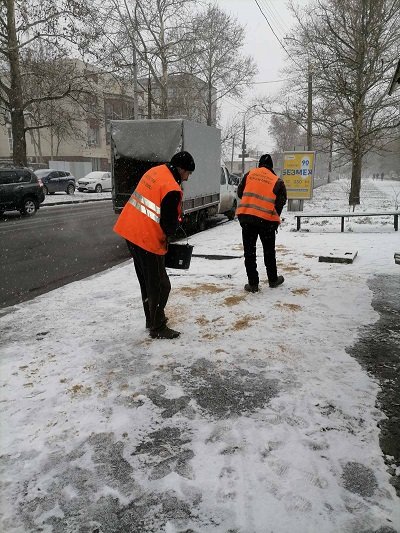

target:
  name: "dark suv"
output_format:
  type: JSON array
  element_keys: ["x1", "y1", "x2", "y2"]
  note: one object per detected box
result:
[
  {"x1": 35, "y1": 169, "x2": 76, "y2": 195},
  {"x1": 0, "y1": 167, "x2": 45, "y2": 216}
]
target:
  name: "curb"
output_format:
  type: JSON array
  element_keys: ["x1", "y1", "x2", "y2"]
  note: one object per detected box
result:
[{"x1": 42, "y1": 197, "x2": 112, "y2": 207}]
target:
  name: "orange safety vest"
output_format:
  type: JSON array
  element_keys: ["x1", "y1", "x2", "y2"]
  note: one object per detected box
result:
[
  {"x1": 236, "y1": 167, "x2": 281, "y2": 223},
  {"x1": 113, "y1": 164, "x2": 182, "y2": 255}
]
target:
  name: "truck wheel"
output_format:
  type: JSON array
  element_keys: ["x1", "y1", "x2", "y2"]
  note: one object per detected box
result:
[{"x1": 20, "y1": 198, "x2": 38, "y2": 216}]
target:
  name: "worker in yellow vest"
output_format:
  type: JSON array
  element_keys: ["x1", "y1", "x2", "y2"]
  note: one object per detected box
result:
[
  {"x1": 236, "y1": 153, "x2": 287, "y2": 292},
  {"x1": 114, "y1": 151, "x2": 195, "y2": 339}
]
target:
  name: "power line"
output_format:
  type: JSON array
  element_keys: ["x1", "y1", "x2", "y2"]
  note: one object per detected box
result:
[
  {"x1": 264, "y1": 0, "x2": 289, "y2": 35},
  {"x1": 253, "y1": 0, "x2": 298, "y2": 65},
  {"x1": 259, "y1": 0, "x2": 287, "y2": 38},
  {"x1": 222, "y1": 96, "x2": 248, "y2": 112}
]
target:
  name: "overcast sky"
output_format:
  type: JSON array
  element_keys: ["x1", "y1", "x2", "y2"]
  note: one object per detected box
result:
[{"x1": 216, "y1": 0, "x2": 301, "y2": 155}]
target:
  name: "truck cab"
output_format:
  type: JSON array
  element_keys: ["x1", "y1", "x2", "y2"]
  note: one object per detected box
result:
[{"x1": 218, "y1": 165, "x2": 237, "y2": 220}]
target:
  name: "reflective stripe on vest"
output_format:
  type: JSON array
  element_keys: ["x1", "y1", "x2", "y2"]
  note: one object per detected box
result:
[
  {"x1": 129, "y1": 190, "x2": 161, "y2": 223},
  {"x1": 113, "y1": 165, "x2": 182, "y2": 255},
  {"x1": 236, "y1": 167, "x2": 281, "y2": 223}
]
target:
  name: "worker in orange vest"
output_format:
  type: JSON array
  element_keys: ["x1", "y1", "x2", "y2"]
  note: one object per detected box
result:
[
  {"x1": 113, "y1": 151, "x2": 195, "y2": 339},
  {"x1": 236, "y1": 153, "x2": 287, "y2": 293}
]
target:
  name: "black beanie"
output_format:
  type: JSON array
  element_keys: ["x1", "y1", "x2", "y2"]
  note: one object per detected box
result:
[
  {"x1": 259, "y1": 153, "x2": 273, "y2": 169},
  {"x1": 170, "y1": 151, "x2": 195, "y2": 171}
]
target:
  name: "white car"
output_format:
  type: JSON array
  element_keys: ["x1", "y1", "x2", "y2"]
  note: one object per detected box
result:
[{"x1": 77, "y1": 171, "x2": 111, "y2": 193}]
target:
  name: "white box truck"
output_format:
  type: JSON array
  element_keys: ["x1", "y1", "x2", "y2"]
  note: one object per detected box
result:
[{"x1": 110, "y1": 119, "x2": 236, "y2": 231}]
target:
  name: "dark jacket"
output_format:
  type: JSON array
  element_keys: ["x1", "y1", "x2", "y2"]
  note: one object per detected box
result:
[
  {"x1": 237, "y1": 166, "x2": 287, "y2": 229},
  {"x1": 159, "y1": 163, "x2": 183, "y2": 237}
]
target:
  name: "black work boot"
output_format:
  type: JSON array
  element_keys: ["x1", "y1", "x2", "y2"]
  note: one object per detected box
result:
[
  {"x1": 150, "y1": 326, "x2": 180, "y2": 339},
  {"x1": 269, "y1": 275, "x2": 284, "y2": 288},
  {"x1": 244, "y1": 283, "x2": 259, "y2": 293}
]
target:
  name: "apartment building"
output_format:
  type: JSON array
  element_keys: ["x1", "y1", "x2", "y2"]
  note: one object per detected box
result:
[{"x1": 0, "y1": 62, "x2": 216, "y2": 175}]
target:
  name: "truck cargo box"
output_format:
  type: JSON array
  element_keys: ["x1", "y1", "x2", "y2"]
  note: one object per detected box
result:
[{"x1": 110, "y1": 119, "x2": 221, "y2": 215}]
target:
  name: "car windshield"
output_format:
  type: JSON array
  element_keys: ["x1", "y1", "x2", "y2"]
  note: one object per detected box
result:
[{"x1": 83, "y1": 172, "x2": 104, "y2": 179}]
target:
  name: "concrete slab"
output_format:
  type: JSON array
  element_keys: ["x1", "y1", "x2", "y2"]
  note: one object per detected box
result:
[{"x1": 319, "y1": 250, "x2": 358, "y2": 264}]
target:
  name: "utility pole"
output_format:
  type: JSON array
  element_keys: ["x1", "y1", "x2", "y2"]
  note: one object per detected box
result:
[
  {"x1": 307, "y1": 60, "x2": 313, "y2": 151},
  {"x1": 231, "y1": 134, "x2": 235, "y2": 173},
  {"x1": 288, "y1": 59, "x2": 313, "y2": 213},
  {"x1": 147, "y1": 69, "x2": 152, "y2": 119},
  {"x1": 132, "y1": 47, "x2": 138, "y2": 120}
]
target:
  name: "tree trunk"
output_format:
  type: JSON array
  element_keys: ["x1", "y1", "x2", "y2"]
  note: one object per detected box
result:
[
  {"x1": 28, "y1": 127, "x2": 43, "y2": 163},
  {"x1": 207, "y1": 80, "x2": 212, "y2": 126},
  {"x1": 327, "y1": 131, "x2": 333, "y2": 183},
  {"x1": 50, "y1": 102, "x2": 54, "y2": 158},
  {"x1": 349, "y1": 149, "x2": 362, "y2": 207},
  {"x1": 37, "y1": 126, "x2": 43, "y2": 162},
  {"x1": 161, "y1": 60, "x2": 168, "y2": 118},
  {"x1": 349, "y1": 0, "x2": 367, "y2": 207},
  {"x1": 6, "y1": 0, "x2": 27, "y2": 166}
]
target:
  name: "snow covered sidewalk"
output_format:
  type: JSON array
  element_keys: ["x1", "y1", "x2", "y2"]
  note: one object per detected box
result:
[
  {"x1": 1, "y1": 179, "x2": 399, "y2": 532},
  {"x1": 41, "y1": 190, "x2": 111, "y2": 206}
]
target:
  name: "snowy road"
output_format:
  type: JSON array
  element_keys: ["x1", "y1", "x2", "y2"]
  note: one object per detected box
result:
[{"x1": 0, "y1": 202, "x2": 128, "y2": 308}]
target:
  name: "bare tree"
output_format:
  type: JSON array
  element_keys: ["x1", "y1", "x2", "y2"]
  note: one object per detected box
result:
[
  {"x1": 179, "y1": 3, "x2": 258, "y2": 126},
  {"x1": 288, "y1": 0, "x2": 400, "y2": 206},
  {"x1": 268, "y1": 114, "x2": 307, "y2": 152},
  {"x1": 21, "y1": 43, "x2": 104, "y2": 161},
  {"x1": 0, "y1": 0, "x2": 93, "y2": 166},
  {"x1": 92, "y1": 0, "x2": 195, "y2": 119},
  {"x1": 254, "y1": 85, "x2": 314, "y2": 147},
  {"x1": 220, "y1": 115, "x2": 244, "y2": 163}
]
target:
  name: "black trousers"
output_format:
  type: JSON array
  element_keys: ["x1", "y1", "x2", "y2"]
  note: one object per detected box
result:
[
  {"x1": 126, "y1": 241, "x2": 170, "y2": 332},
  {"x1": 241, "y1": 222, "x2": 278, "y2": 285}
]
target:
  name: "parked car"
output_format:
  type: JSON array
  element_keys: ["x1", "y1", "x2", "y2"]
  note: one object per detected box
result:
[
  {"x1": 219, "y1": 165, "x2": 237, "y2": 220},
  {"x1": 77, "y1": 171, "x2": 112, "y2": 193},
  {"x1": 35, "y1": 169, "x2": 76, "y2": 195},
  {"x1": 0, "y1": 167, "x2": 45, "y2": 216}
]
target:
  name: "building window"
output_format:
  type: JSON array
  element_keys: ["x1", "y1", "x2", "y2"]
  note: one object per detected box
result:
[
  {"x1": 7, "y1": 127, "x2": 13, "y2": 152},
  {"x1": 105, "y1": 122, "x2": 111, "y2": 146},
  {"x1": 87, "y1": 126, "x2": 100, "y2": 147}
]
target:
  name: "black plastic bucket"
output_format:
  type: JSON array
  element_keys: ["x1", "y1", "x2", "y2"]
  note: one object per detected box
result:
[{"x1": 165, "y1": 243, "x2": 193, "y2": 269}]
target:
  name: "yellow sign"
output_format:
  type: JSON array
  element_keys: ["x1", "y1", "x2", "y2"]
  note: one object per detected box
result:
[{"x1": 281, "y1": 151, "x2": 315, "y2": 199}]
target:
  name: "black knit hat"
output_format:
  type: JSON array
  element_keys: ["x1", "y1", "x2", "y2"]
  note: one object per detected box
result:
[
  {"x1": 259, "y1": 153, "x2": 273, "y2": 169},
  {"x1": 170, "y1": 151, "x2": 196, "y2": 172}
]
